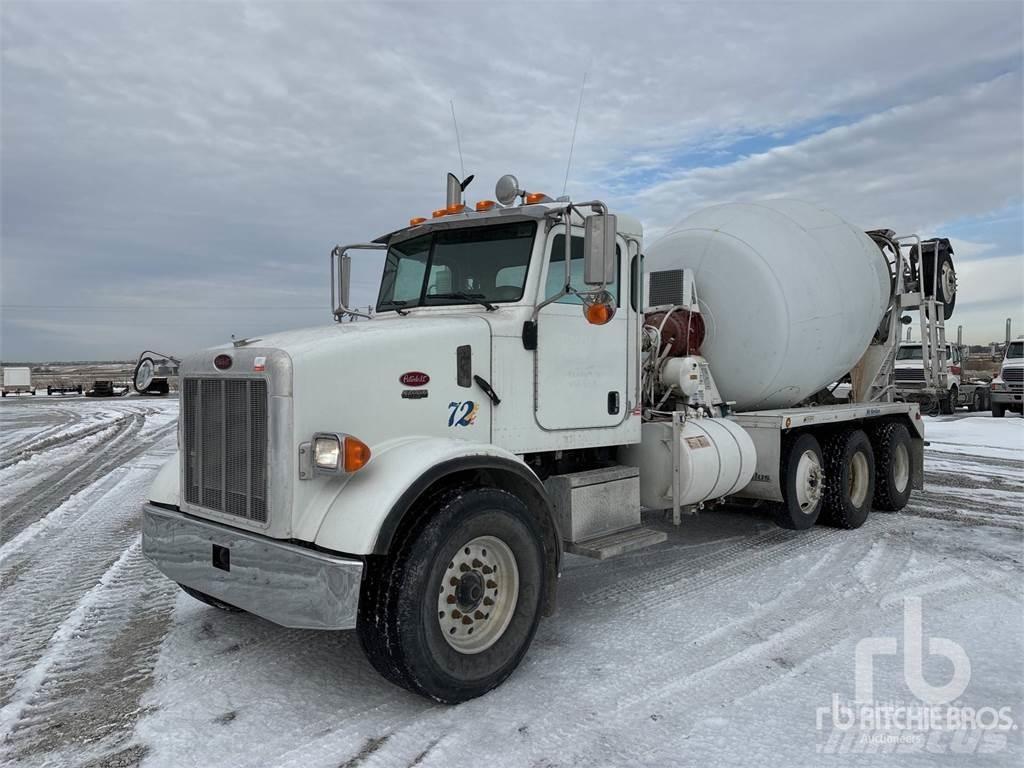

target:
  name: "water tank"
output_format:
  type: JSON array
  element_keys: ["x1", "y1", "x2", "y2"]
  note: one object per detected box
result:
[
  {"x1": 619, "y1": 418, "x2": 756, "y2": 509},
  {"x1": 646, "y1": 200, "x2": 891, "y2": 411}
]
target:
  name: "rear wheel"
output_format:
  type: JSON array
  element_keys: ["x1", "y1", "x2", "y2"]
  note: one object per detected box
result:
[
  {"x1": 357, "y1": 486, "x2": 545, "y2": 703},
  {"x1": 821, "y1": 429, "x2": 875, "y2": 529},
  {"x1": 772, "y1": 433, "x2": 825, "y2": 530},
  {"x1": 870, "y1": 421, "x2": 913, "y2": 511}
]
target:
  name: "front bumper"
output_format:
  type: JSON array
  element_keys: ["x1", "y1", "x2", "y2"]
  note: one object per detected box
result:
[
  {"x1": 142, "y1": 504, "x2": 363, "y2": 630},
  {"x1": 991, "y1": 389, "x2": 1022, "y2": 406}
]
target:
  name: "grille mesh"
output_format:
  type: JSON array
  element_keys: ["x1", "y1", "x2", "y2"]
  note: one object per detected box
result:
[
  {"x1": 183, "y1": 378, "x2": 268, "y2": 523},
  {"x1": 894, "y1": 368, "x2": 925, "y2": 382},
  {"x1": 1003, "y1": 368, "x2": 1023, "y2": 383}
]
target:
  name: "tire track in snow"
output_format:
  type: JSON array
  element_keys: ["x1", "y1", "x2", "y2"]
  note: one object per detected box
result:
[
  {"x1": 0, "y1": 434, "x2": 176, "y2": 712},
  {"x1": 0, "y1": 415, "x2": 177, "y2": 547},
  {"x1": 0, "y1": 413, "x2": 133, "y2": 471},
  {"x1": 0, "y1": 542, "x2": 177, "y2": 766}
]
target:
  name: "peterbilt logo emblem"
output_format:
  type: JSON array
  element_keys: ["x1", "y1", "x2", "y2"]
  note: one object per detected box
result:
[{"x1": 399, "y1": 371, "x2": 430, "y2": 386}]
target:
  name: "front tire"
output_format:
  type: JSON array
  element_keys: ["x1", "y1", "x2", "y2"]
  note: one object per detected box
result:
[
  {"x1": 821, "y1": 429, "x2": 875, "y2": 529},
  {"x1": 940, "y1": 387, "x2": 956, "y2": 415},
  {"x1": 992, "y1": 402, "x2": 1006, "y2": 418},
  {"x1": 357, "y1": 487, "x2": 546, "y2": 703}
]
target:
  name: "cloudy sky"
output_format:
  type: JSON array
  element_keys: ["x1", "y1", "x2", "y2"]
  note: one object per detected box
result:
[{"x1": 2, "y1": 1, "x2": 1022, "y2": 360}]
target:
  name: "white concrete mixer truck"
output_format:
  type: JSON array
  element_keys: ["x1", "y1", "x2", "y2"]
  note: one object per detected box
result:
[{"x1": 142, "y1": 173, "x2": 946, "y2": 703}]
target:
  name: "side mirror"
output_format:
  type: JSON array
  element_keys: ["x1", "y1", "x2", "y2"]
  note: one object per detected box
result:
[
  {"x1": 583, "y1": 213, "x2": 617, "y2": 285},
  {"x1": 340, "y1": 253, "x2": 352, "y2": 308}
]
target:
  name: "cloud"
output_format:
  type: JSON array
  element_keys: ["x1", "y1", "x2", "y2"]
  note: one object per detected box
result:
[{"x1": 1, "y1": 1, "x2": 1021, "y2": 358}]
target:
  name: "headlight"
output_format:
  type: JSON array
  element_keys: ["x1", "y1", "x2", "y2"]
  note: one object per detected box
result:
[
  {"x1": 312, "y1": 432, "x2": 372, "y2": 474},
  {"x1": 313, "y1": 434, "x2": 342, "y2": 472},
  {"x1": 991, "y1": 379, "x2": 1004, "y2": 391}
]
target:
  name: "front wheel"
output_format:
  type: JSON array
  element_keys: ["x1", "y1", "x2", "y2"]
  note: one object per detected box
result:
[
  {"x1": 992, "y1": 402, "x2": 1006, "y2": 418},
  {"x1": 821, "y1": 429, "x2": 875, "y2": 529},
  {"x1": 357, "y1": 487, "x2": 546, "y2": 703},
  {"x1": 940, "y1": 387, "x2": 957, "y2": 415}
]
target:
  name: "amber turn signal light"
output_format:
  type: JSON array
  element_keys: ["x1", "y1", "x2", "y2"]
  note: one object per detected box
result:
[
  {"x1": 584, "y1": 302, "x2": 615, "y2": 325},
  {"x1": 343, "y1": 436, "x2": 372, "y2": 473}
]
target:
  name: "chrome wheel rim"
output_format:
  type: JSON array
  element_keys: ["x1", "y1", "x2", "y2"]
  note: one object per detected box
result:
[
  {"x1": 892, "y1": 443, "x2": 909, "y2": 494},
  {"x1": 849, "y1": 451, "x2": 870, "y2": 507},
  {"x1": 437, "y1": 535, "x2": 519, "y2": 654},
  {"x1": 794, "y1": 449, "x2": 823, "y2": 514},
  {"x1": 940, "y1": 262, "x2": 956, "y2": 302}
]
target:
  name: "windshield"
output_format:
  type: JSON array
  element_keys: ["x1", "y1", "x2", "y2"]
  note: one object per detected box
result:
[
  {"x1": 897, "y1": 344, "x2": 953, "y2": 361},
  {"x1": 1007, "y1": 341, "x2": 1024, "y2": 360},
  {"x1": 377, "y1": 221, "x2": 536, "y2": 312}
]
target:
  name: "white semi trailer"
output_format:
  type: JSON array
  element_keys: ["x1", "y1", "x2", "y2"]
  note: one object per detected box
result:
[
  {"x1": 2, "y1": 367, "x2": 34, "y2": 397},
  {"x1": 142, "y1": 175, "x2": 937, "y2": 702}
]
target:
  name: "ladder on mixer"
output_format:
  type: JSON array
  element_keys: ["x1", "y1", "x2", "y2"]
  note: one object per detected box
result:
[{"x1": 856, "y1": 232, "x2": 949, "y2": 403}]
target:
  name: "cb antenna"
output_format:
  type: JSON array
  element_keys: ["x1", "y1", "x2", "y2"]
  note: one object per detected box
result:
[
  {"x1": 562, "y1": 70, "x2": 588, "y2": 196},
  {"x1": 450, "y1": 100, "x2": 465, "y2": 180}
]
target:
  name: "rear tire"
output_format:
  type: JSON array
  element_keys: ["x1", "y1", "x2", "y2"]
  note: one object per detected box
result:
[
  {"x1": 772, "y1": 433, "x2": 825, "y2": 530},
  {"x1": 869, "y1": 421, "x2": 913, "y2": 511},
  {"x1": 357, "y1": 486, "x2": 546, "y2": 703},
  {"x1": 179, "y1": 584, "x2": 244, "y2": 612},
  {"x1": 821, "y1": 429, "x2": 875, "y2": 529}
]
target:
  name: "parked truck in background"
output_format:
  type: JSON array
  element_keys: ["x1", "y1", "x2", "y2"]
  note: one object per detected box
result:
[
  {"x1": 894, "y1": 340, "x2": 990, "y2": 413},
  {"x1": 142, "y1": 173, "x2": 950, "y2": 703},
  {"x1": 2, "y1": 367, "x2": 34, "y2": 397},
  {"x1": 991, "y1": 337, "x2": 1024, "y2": 417}
]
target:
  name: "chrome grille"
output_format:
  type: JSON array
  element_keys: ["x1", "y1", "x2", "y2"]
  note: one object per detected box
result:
[
  {"x1": 894, "y1": 368, "x2": 925, "y2": 382},
  {"x1": 183, "y1": 378, "x2": 268, "y2": 523},
  {"x1": 1003, "y1": 368, "x2": 1023, "y2": 383}
]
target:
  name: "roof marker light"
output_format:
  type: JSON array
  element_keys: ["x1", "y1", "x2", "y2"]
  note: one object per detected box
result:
[
  {"x1": 475, "y1": 200, "x2": 496, "y2": 212},
  {"x1": 410, "y1": 216, "x2": 427, "y2": 226}
]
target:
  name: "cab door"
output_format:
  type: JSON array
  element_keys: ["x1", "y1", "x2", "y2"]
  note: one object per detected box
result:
[{"x1": 534, "y1": 226, "x2": 629, "y2": 430}]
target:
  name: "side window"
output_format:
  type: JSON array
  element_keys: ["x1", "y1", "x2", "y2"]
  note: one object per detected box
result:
[
  {"x1": 545, "y1": 234, "x2": 620, "y2": 306},
  {"x1": 379, "y1": 234, "x2": 431, "y2": 306}
]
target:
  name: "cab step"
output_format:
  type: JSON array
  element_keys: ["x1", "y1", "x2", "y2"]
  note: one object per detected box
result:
[{"x1": 564, "y1": 526, "x2": 667, "y2": 560}]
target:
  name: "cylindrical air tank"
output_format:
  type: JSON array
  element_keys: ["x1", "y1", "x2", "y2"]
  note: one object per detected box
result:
[
  {"x1": 646, "y1": 200, "x2": 891, "y2": 411},
  {"x1": 620, "y1": 417, "x2": 756, "y2": 510}
]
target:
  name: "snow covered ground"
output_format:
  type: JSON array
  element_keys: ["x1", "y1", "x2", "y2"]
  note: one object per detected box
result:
[{"x1": 0, "y1": 397, "x2": 1021, "y2": 767}]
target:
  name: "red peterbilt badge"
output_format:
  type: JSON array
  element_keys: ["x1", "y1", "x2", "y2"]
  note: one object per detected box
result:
[{"x1": 399, "y1": 371, "x2": 430, "y2": 386}]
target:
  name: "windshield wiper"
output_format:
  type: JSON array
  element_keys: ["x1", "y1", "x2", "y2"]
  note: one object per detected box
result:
[
  {"x1": 428, "y1": 292, "x2": 497, "y2": 311},
  {"x1": 379, "y1": 300, "x2": 409, "y2": 316}
]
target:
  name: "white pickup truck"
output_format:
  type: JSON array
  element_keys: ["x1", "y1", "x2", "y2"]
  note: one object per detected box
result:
[{"x1": 991, "y1": 338, "x2": 1024, "y2": 417}]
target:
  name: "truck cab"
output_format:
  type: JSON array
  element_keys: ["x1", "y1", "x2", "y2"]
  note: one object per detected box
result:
[
  {"x1": 991, "y1": 338, "x2": 1024, "y2": 417},
  {"x1": 893, "y1": 340, "x2": 961, "y2": 413}
]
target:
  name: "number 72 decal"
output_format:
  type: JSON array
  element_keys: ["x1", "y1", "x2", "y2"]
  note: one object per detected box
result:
[{"x1": 448, "y1": 400, "x2": 479, "y2": 427}]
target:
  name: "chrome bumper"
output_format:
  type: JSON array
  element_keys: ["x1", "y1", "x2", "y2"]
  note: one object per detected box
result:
[{"x1": 142, "y1": 504, "x2": 363, "y2": 630}]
